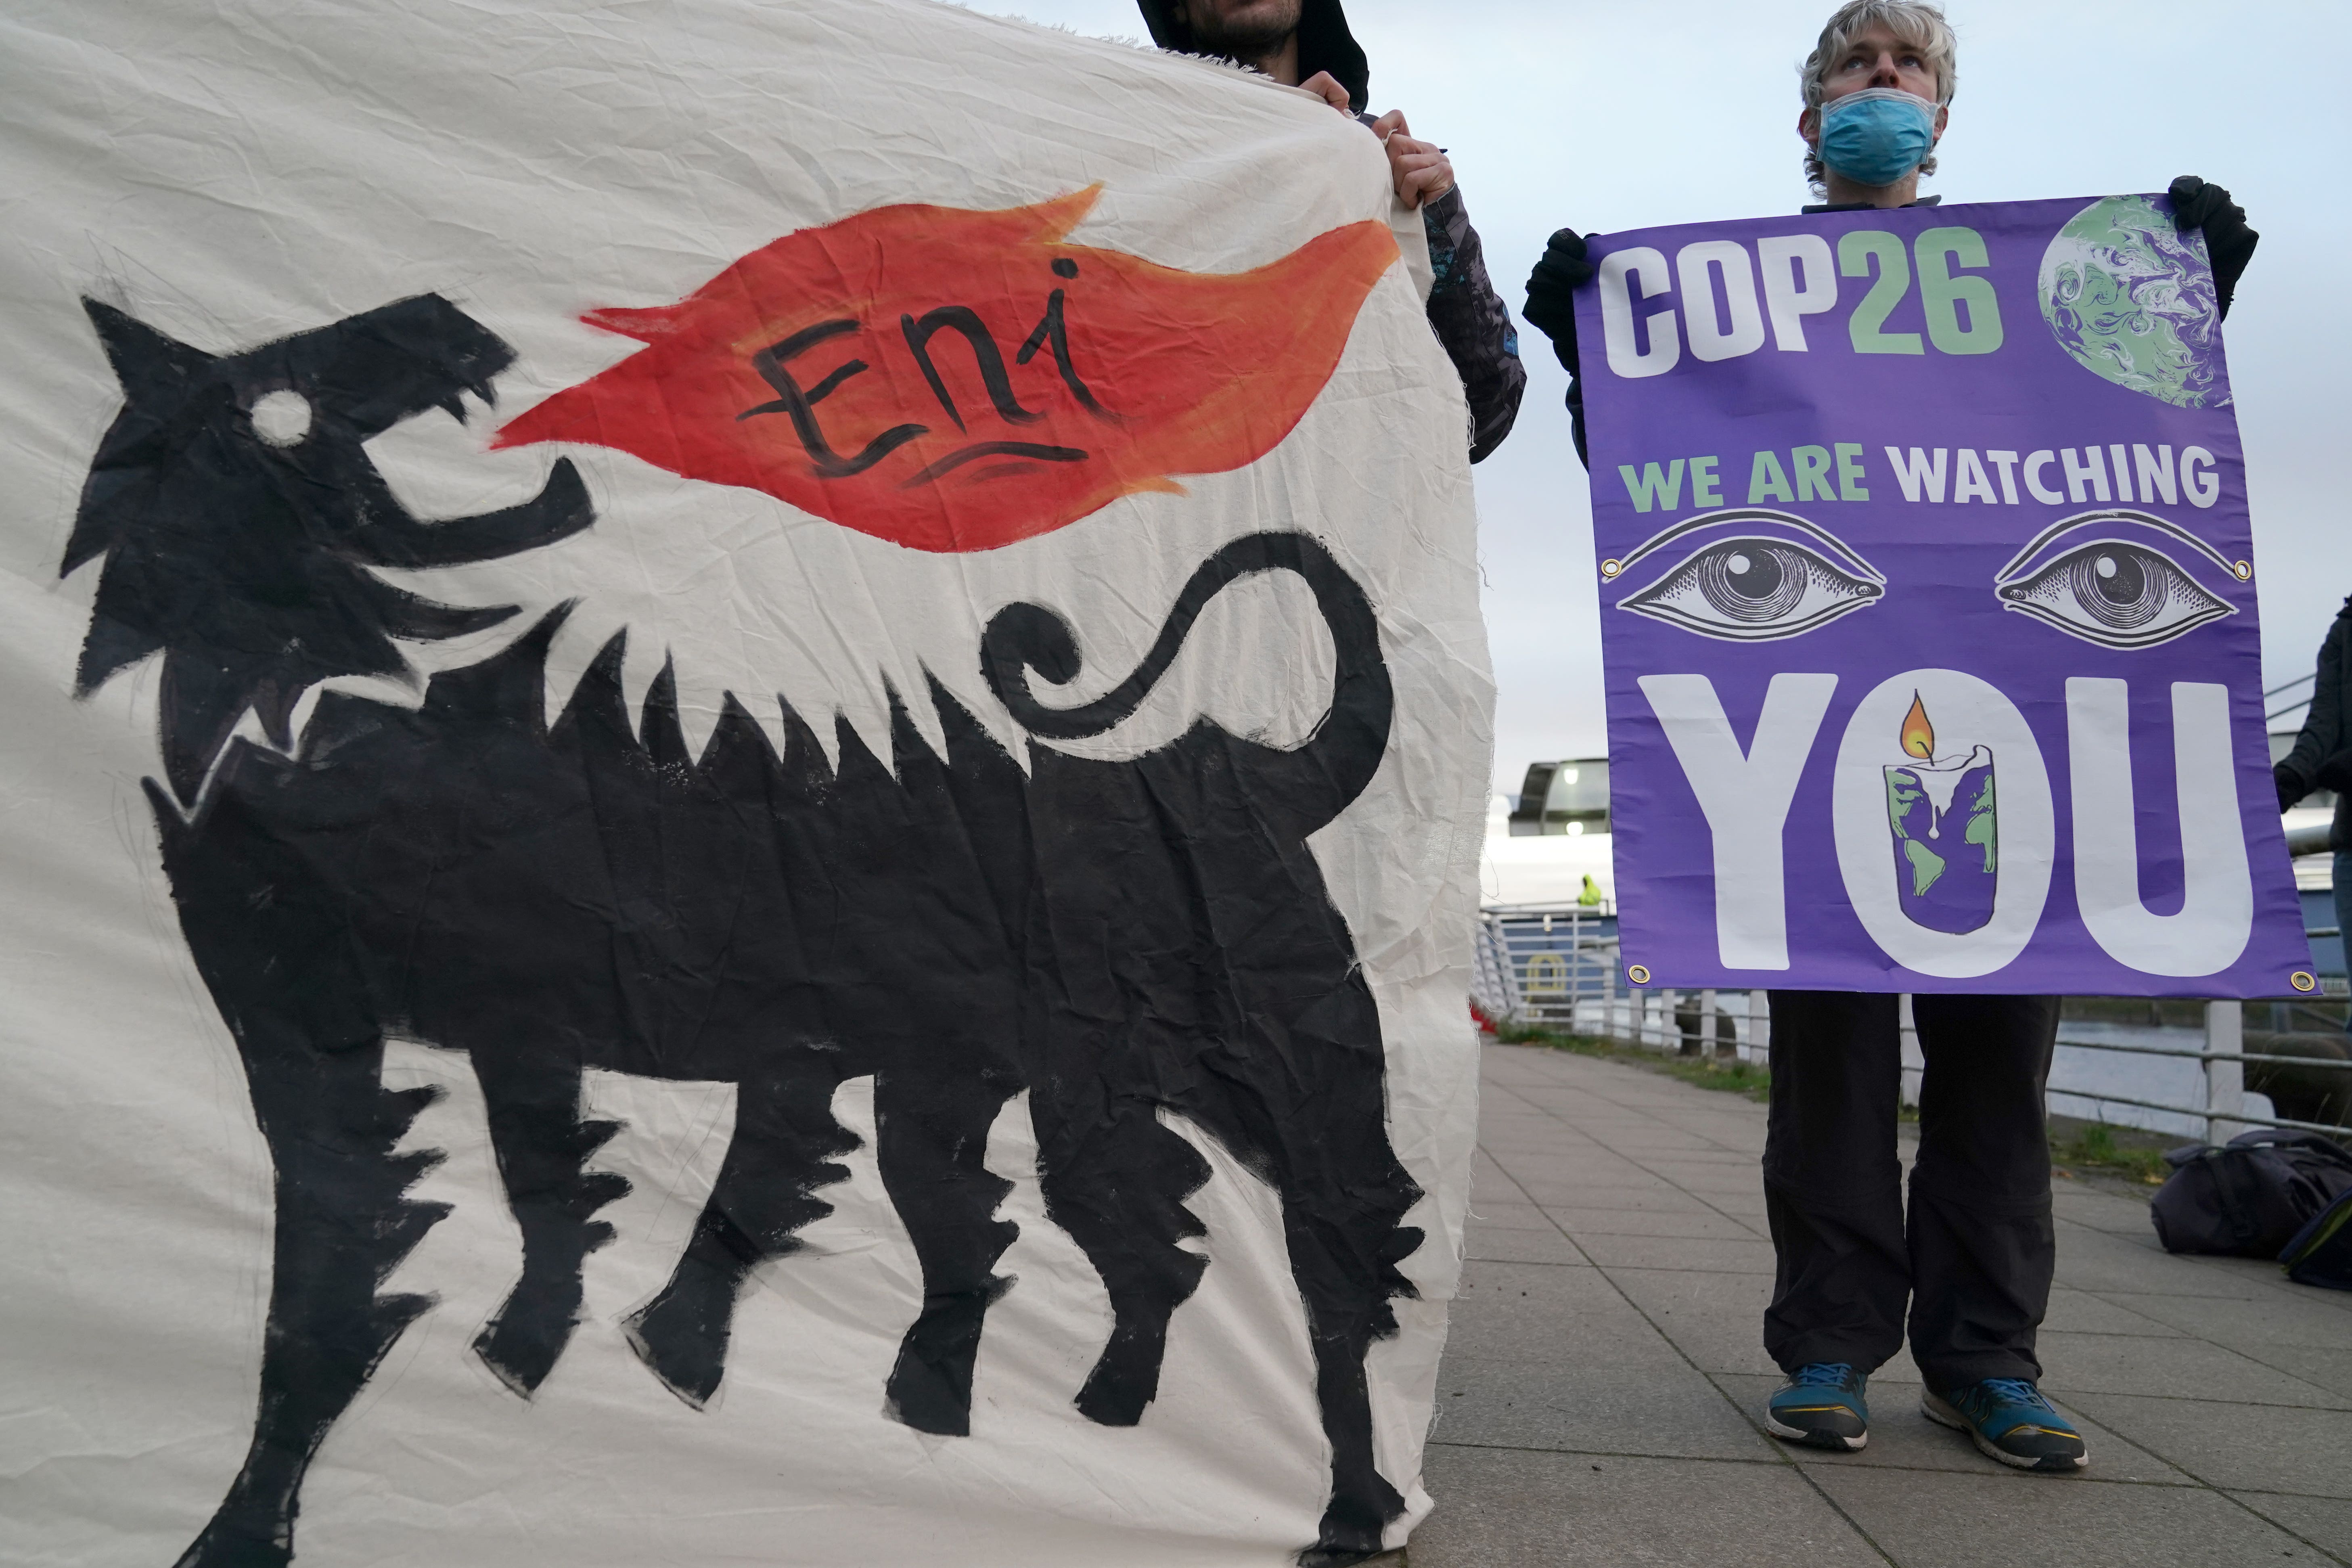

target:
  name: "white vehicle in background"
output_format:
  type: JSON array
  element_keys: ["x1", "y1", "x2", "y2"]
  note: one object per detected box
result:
[{"x1": 1481, "y1": 758, "x2": 1615, "y2": 910}]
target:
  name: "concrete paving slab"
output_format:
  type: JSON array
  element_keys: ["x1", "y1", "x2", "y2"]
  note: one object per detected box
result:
[
  {"x1": 1649, "y1": 1110, "x2": 1771, "y2": 1135},
  {"x1": 2052, "y1": 1222, "x2": 2278, "y2": 1298},
  {"x1": 1639, "y1": 1156, "x2": 1761, "y2": 1173},
  {"x1": 1485, "y1": 1142, "x2": 1643, "y2": 1166},
  {"x1": 1408, "y1": 1445, "x2": 1883, "y2": 1568},
  {"x1": 1489, "y1": 1159, "x2": 1657, "y2": 1190},
  {"x1": 1568, "y1": 1233, "x2": 1779, "y2": 1274},
  {"x1": 1498, "y1": 1084, "x2": 1627, "y2": 1107},
  {"x1": 1467, "y1": 1142, "x2": 1599, "y2": 1166},
  {"x1": 2232, "y1": 1492, "x2": 2352, "y2": 1562},
  {"x1": 2096, "y1": 1287, "x2": 2352, "y2": 1348},
  {"x1": 1694, "y1": 1194, "x2": 1773, "y2": 1223},
  {"x1": 1509, "y1": 1183, "x2": 1712, "y2": 1214},
  {"x1": 2233, "y1": 1344, "x2": 2352, "y2": 1401},
  {"x1": 1465, "y1": 1226, "x2": 1591, "y2": 1266},
  {"x1": 2038, "y1": 1285, "x2": 2185, "y2": 1338},
  {"x1": 1605, "y1": 1269, "x2": 1781, "y2": 1377},
  {"x1": 1645, "y1": 1166, "x2": 1763, "y2": 1195},
  {"x1": 1446, "y1": 1261, "x2": 1689, "y2": 1370},
  {"x1": 2193, "y1": 1251, "x2": 2348, "y2": 1298},
  {"x1": 1435, "y1": 1045, "x2": 2352, "y2": 1566},
  {"x1": 1431, "y1": 1355, "x2": 1774, "y2": 1461},
  {"x1": 1808, "y1": 1464, "x2": 2319, "y2": 1567},
  {"x1": 1709, "y1": 1371, "x2": 2197, "y2": 1485},
  {"x1": 1478, "y1": 1149, "x2": 1614, "y2": 1172},
  {"x1": 1469, "y1": 1176, "x2": 1530, "y2": 1205},
  {"x1": 2063, "y1": 1392, "x2": 2352, "y2": 1497},
  {"x1": 1476, "y1": 1112, "x2": 1586, "y2": 1129},
  {"x1": 1542, "y1": 1118, "x2": 1702, "y2": 1136},
  {"x1": 1647, "y1": 1131, "x2": 1771, "y2": 1156},
  {"x1": 1478, "y1": 1097, "x2": 1591, "y2": 1119},
  {"x1": 1560, "y1": 1145, "x2": 1741, "y2": 1167},
  {"x1": 2035, "y1": 1330, "x2": 2350, "y2": 1408},
  {"x1": 1539, "y1": 1205, "x2": 1761, "y2": 1241},
  {"x1": 2049, "y1": 1186, "x2": 2162, "y2": 1236}
]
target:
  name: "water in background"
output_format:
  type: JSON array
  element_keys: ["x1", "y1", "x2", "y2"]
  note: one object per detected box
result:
[{"x1": 2044, "y1": 1020, "x2": 2267, "y2": 1141}]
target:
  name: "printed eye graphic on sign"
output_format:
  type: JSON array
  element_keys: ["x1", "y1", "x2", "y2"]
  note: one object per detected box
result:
[
  {"x1": 1993, "y1": 509, "x2": 2239, "y2": 650},
  {"x1": 1609, "y1": 508, "x2": 1884, "y2": 641}
]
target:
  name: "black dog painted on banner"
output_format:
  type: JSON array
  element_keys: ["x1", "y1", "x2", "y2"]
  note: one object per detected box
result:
[{"x1": 67, "y1": 296, "x2": 1421, "y2": 1568}]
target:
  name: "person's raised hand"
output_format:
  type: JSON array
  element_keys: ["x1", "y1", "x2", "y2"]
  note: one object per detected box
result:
[
  {"x1": 2167, "y1": 175, "x2": 2259, "y2": 319},
  {"x1": 1521, "y1": 227, "x2": 1593, "y2": 346},
  {"x1": 1368, "y1": 109, "x2": 1453, "y2": 209},
  {"x1": 1299, "y1": 71, "x2": 1353, "y2": 113}
]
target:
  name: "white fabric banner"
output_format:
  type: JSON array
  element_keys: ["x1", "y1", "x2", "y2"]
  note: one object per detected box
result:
[{"x1": 0, "y1": 2, "x2": 1491, "y2": 1564}]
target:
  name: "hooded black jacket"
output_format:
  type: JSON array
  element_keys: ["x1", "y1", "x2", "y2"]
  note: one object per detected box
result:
[
  {"x1": 2278, "y1": 597, "x2": 2352, "y2": 850},
  {"x1": 1134, "y1": 0, "x2": 1524, "y2": 461}
]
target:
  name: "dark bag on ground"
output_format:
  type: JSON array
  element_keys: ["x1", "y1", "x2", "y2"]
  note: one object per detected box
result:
[
  {"x1": 2148, "y1": 1130, "x2": 2352, "y2": 1258},
  {"x1": 2280, "y1": 1187, "x2": 2352, "y2": 1290}
]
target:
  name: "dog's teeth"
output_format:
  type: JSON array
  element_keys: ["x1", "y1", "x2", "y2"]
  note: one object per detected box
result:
[
  {"x1": 470, "y1": 379, "x2": 498, "y2": 408},
  {"x1": 439, "y1": 394, "x2": 467, "y2": 423}
]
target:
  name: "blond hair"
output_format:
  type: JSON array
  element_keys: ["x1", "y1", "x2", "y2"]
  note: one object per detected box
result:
[{"x1": 1799, "y1": 1, "x2": 1958, "y2": 193}]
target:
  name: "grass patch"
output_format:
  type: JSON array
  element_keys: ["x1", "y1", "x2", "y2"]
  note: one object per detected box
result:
[
  {"x1": 1493, "y1": 1021, "x2": 1771, "y2": 1103},
  {"x1": 2049, "y1": 1119, "x2": 2171, "y2": 1186},
  {"x1": 1487, "y1": 1023, "x2": 2190, "y2": 1179},
  {"x1": 1486, "y1": 1025, "x2": 2164, "y2": 1185}
]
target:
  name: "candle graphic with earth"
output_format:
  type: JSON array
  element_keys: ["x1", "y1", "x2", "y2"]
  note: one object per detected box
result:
[{"x1": 1884, "y1": 693, "x2": 1998, "y2": 935}]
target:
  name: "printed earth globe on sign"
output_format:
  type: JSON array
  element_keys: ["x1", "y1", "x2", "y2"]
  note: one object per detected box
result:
[{"x1": 2039, "y1": 193, "x2": 2231, "y2": 408}]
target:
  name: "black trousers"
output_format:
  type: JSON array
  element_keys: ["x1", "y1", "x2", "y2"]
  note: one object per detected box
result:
[{"x1": 1760, "y1": 991, "x2": 2060, "y2": 1391}]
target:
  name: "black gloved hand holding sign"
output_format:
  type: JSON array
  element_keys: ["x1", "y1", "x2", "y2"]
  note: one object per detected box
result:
[
  {"x1": 2168, "y1": 176, "x2": 2258, "y2": 320},
  {"x1": 1522, "y1": 227, "x2": 1596, "y2": 466},
  {"x1": 1521, "y1": 227, "x2": 1593, "y2": 371}
]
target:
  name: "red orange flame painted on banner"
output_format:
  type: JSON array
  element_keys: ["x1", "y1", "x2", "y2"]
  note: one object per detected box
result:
[{"x1": 494, "y1": 188, "x2": 1398, "y2": 553}]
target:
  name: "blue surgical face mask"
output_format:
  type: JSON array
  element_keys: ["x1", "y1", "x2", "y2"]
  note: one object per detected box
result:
[{"x1": 1816, "y1": 87, "x2": 1940, "y2": 188}]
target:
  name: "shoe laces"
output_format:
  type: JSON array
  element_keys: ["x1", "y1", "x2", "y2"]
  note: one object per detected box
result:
[
  {"x1": 1790, "y1": 1361, "x2": 1860, "y2": 1391},
  {"x1": 1969, "y1": 1377, "x2": 2054, "y2": 1413}
]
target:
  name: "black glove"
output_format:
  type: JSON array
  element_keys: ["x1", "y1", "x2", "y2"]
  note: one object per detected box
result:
[
  {"x1": 1522, "y1": 227, "x2": 1594, "y2": 371},
  {"x1": 2168, "y1": 176, "x2": 2258, "y2": 321},
  {"x1": 2277, "y1": 760, "x2": 2309, "y2": 813},
  {"x1": 2318, "y1": 749, "x2": 2352, "y2": 796}
]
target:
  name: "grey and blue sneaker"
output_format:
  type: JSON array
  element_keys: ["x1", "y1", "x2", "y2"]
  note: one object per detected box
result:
[
  {"x1": 1923, "y1": 1378, "x2": 2089, "y2": 1472},
  {"x1": 1764, "y1": 1362, "x2": 1869, "y2": 1451}
]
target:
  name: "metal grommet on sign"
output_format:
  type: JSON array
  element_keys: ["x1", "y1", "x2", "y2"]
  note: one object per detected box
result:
[
  {"x1": 1599, "y1": 558, "x2": 1622, "y2": 580},
  {"x1": 2233, "y1": 560, "x2": 2254, "y2": 581},
  {"x1": 1626, "y1": 963, "x2": 1650, "y2": 985},
  {"x1": 2291, "y1": 970, "x2": 2319, "y2": 993}
]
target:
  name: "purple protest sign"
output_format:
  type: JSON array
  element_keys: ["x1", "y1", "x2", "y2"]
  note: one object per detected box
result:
[{"x1": 1575, "y1": 193, "x2": 2309, "y2": 997}]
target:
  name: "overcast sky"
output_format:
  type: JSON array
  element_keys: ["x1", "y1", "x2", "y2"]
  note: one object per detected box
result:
[{"x1": 963, "y1": 0, "x2": 2350, "y2": 791}]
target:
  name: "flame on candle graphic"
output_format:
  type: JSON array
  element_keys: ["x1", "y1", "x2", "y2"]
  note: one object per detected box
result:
[
  {"x1": 1900, "y1": 692, "x2": 1936, "y2": 760},
  {"x1": 1883, "y1": 691, "x2": 1997, "y2": 935}
]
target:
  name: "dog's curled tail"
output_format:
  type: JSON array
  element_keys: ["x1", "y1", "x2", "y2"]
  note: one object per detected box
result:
[{"x1": 978, "y1": 530, "x2": 1392, "y2": 833}]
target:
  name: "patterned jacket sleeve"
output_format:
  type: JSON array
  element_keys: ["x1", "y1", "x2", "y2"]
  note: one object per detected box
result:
[{"x1": 1420, "y1": 187, "x2": 1525, "y2": 463}]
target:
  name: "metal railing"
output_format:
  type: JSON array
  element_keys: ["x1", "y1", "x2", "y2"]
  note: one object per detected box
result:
[
  {"x1": 1471, "y1": 903, "x2": 2352, "y2": 1144},
  {"x1": 2268, "y1": 672, "x2": 2315, "y2": 727}
]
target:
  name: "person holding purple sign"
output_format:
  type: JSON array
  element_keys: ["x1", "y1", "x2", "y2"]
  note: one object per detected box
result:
[{"x1": 1520, "y1": 0, "x2": 2261, "y2": 1474}]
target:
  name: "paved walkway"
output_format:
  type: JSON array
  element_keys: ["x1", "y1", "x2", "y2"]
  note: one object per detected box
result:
[{"x1": 1400, "y1": 1042, "x2": 2352, "y2": 1567}]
